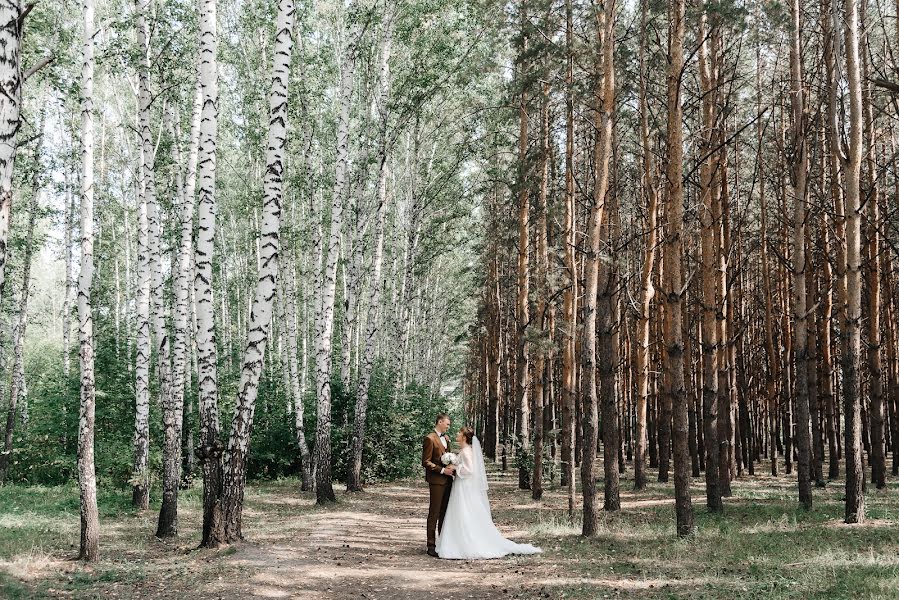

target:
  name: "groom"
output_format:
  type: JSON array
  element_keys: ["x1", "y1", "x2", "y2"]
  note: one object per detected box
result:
[{"x1": 422, "y1": 413, "x2": 455, "y2": 557}]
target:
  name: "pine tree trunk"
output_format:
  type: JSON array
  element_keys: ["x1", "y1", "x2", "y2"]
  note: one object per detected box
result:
[
  {"x1": 633, "y1": 0, "x2": 657, "y2": 492},
  {"x1": 598, "y1": 178, "x2": 619, "y2": 512},
  {"x1": 841, "y1": 0, "x2": 865, "y2": 523},
  {"x1": 532, "y1": 79, "x2": 550, "y2": 502},
  {"x1": 757, "y1": 26, "x2": 780, "y2": 478},
  {"x1": 514, "y1": 0, "x2": 531, "y2": 493},
  {"x1": 582, "y1": 0, "x2": 615, "y2": 535},
  {"x1": 789, "y1": 0, "x2": 812, "y2": 510},
  {"x1": 698, "y1": 8, "x2": 721, "y2": 512},
  {"x1": 77, "y1": 0, "x2": 100, "y2": 558},
  {"x1": 664, "y1": 0, "x2": 694, "y2": 537},
  {"x1": 560, "y1": 0, "x2": 577, "y2": 517},
  {"x1": 861, "y1": 6, "x2": 885, "y2": 489}
]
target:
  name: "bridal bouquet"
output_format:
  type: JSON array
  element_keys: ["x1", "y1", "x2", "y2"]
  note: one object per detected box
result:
[{"x1": 441, "y1": 452, "x2": 458, "y2": 466}]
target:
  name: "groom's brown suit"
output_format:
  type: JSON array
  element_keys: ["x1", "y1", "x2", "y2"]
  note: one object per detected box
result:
[{"x1": 422, "y1": 431, "x2": 453, "y2": 552}]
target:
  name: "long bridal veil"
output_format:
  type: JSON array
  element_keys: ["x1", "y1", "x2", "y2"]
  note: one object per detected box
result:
[{"x1": 471, "y1": 436, "x2": 489, "y2": 491}]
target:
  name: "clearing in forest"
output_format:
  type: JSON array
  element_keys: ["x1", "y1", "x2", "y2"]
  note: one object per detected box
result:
[{"x1": 1, "y1": 467, "x2": 898, "y2": 599}]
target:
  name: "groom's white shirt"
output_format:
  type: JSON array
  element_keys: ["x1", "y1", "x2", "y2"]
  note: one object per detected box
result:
[{"x1": 435, "y1": 428, "x2": 448, "y2": 475}]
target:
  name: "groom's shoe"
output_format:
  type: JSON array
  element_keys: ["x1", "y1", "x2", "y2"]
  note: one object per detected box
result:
[{"x1": 427, "y1": 548, "x2": 439, "y2": 558}]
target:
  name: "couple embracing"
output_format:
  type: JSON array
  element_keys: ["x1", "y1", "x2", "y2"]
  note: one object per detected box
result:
[{"x1": 422, "y1": 413, "x2": 542, "y2": 560}]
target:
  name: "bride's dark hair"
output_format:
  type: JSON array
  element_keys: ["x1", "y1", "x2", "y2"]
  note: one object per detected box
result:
[{"x1": 459, "y1": 426, "x2": 475, "y2": 445}]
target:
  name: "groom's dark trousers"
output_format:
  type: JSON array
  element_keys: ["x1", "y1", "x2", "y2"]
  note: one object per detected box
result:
[{"x1": 423, "y1": 432, "x2": 453, "y2": 551}]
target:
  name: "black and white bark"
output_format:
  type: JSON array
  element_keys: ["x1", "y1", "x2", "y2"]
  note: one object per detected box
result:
[
  {"x1": 0, "y1": 0, "x2": 24, "y2": 305},
  {"x1": 196, "y1": 0, "x2": 224, "y2": 548},
  {"x1": 314, "y1": 15, "x2": 358, "y2": 504},
  {"x1": 347, "y1": 9, "x2": 393, "y2": 492},
  {"x1": 156, "y1": 85, "x2": 201, "y2": 537},
  {"x1": 77, "y1": 0, "x2": 100, "y2": 559},
  {"x1": 0, "y1": 184, "x2": 37, "y2": 483},
  {"x1": 132, "y1": 0, "x2": 154, "y2": 510},
  {"x1": 216, "y1": 0, "x2": 295, "y2": 543}
]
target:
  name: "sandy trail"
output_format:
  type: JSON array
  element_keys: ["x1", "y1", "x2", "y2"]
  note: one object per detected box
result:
[{"x1": 220, "y1": 477, "x2": 557, "y2": 600}]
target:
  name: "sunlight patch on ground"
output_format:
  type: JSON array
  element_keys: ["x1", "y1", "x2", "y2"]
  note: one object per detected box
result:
[
  {"x1": 535, "y1": 575, "x2": 710, "y2": 590},
  {"x1": 0, "y1": 551, "x2": 65, "y2": 581},
  {"x1": 823, "y1": 518, "x2": 897, "y2": 530},
  {"x1": 742, "y1": 514, "x2": 800, "y2": 534},
  {"x1": 785, "y1": 548, "x2": 899, "y2": 568},
  {"x1": 0, "y1": 513, "x2": 77, "y2": 532}
]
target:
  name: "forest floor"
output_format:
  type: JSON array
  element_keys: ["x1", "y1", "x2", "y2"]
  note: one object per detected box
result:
[{"x1": 1, "y1": 463, "x2": 899, "y2": 599}]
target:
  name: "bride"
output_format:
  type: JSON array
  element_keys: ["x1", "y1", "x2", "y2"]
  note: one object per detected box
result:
[{"x1": 436, "y1": 426, "x2": 542, "y2": 560}]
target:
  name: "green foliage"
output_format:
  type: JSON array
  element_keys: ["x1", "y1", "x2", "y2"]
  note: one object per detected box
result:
[
  {"x1": 247, "y1": 360, "x2": 460, "y2": 484},
  {"x1": 8, "y1": 323, "x2": 163, "y2": 489},
  {"x1": 10, "y1": 332, "x2": 459, "y2": 490}
]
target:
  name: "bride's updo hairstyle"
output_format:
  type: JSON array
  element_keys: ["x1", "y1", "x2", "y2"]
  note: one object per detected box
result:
[{"x1": 459, "y1": 426, "x2": 475, "y2": 445}]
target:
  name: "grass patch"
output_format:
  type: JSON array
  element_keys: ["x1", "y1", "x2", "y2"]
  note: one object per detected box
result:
[
  {"x1": 525, "y1": 473, "x2": 899, "y2": 599},
  {"x1": 0, "y1": 469, "x2": 896, "y2": 599}
]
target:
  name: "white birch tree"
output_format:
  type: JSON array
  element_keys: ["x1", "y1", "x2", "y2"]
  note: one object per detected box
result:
[
  {"x1": 77, "y1": 0, "x2": 99, "y2": 560},
  {"x1": 313, "y1": 12, "x2": 358, "y2": 504},
  {"x1": 156, "y1": 85, "x2": 202, "y2": 537},
  {"x1": 195, "y1": 0, "x2": 224, "y2": 548},
  {"x1": 347, "y1": 7, "x2": 393, "y2": 492},
  {"x1": 215, "y1": 0, "x2": 295, "y2": 543}
]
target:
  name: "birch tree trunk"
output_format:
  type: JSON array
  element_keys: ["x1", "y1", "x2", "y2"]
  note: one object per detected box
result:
[
  {"x1": 156, "y1": 85, "x2": 202, "y2": 537},
  {"x1": 280, "y1": 259, "x2": 311, "y2": 491},
  {"x1": 347, "y1": 10, "x2": 393, "y2": 493},
  {"x1": 314, "y1": 16, "x2": 357, "y2": 504},
  {"x1": 131, "y1": 0, "x2": 154, "y2": 510},
  {"x1": 0, "y1": 0, "x2": 24, "y2": 304},
  {"x1": 63, "y1": 172, "x2": 74, "y2": 377},
  {"x1": 213, "y1": 0, "x2": 295, "y2": 543},
  {"x1": 0, "y1": 187, "x2": 37, "y2": 483},
  {"x1": 196, "y1": 0, "x2": 224, "y2": 548},
  {"x1": 77, "y1": 0, "x2": 100, "y2": 559}
]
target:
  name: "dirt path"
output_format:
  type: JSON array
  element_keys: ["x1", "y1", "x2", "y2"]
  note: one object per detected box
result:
[{"x1": 220, "y1": 475, "x2": 557, "y2": 600}]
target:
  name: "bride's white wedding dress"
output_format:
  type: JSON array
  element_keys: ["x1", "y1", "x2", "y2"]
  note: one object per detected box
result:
[{"x1": 436, "y1": 437, "x2": 542, "y2": 560}]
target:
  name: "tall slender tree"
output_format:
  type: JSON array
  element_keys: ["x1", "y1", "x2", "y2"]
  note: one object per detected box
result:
[
  {"x1": 157, "y1": 86, "x2": 202, "y2": 538},
  {"x1": 664, "y1": 0, "x2": 694, "y2": 537},
  {"x1": 77, "y1": 0, "x2": 99, "y2": 560},
  {"x1": 0, "y1": 0, "x2": 24, "y2": 302},
  {"x1": 839, "y1": 0, "x2": 865, "y2": 524},
  {"x1": 514, "y1": 0, "x2": 531, "y2": 492},
  {"x1": 348, "y1": 7, "x2": 393, "y2": 493},
  {"x1": 788, "y1": 0, "x2": 812, "y2": 510},
  {"x1": 196, "y1": 0, "x2": 224, "y2": 548}
]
